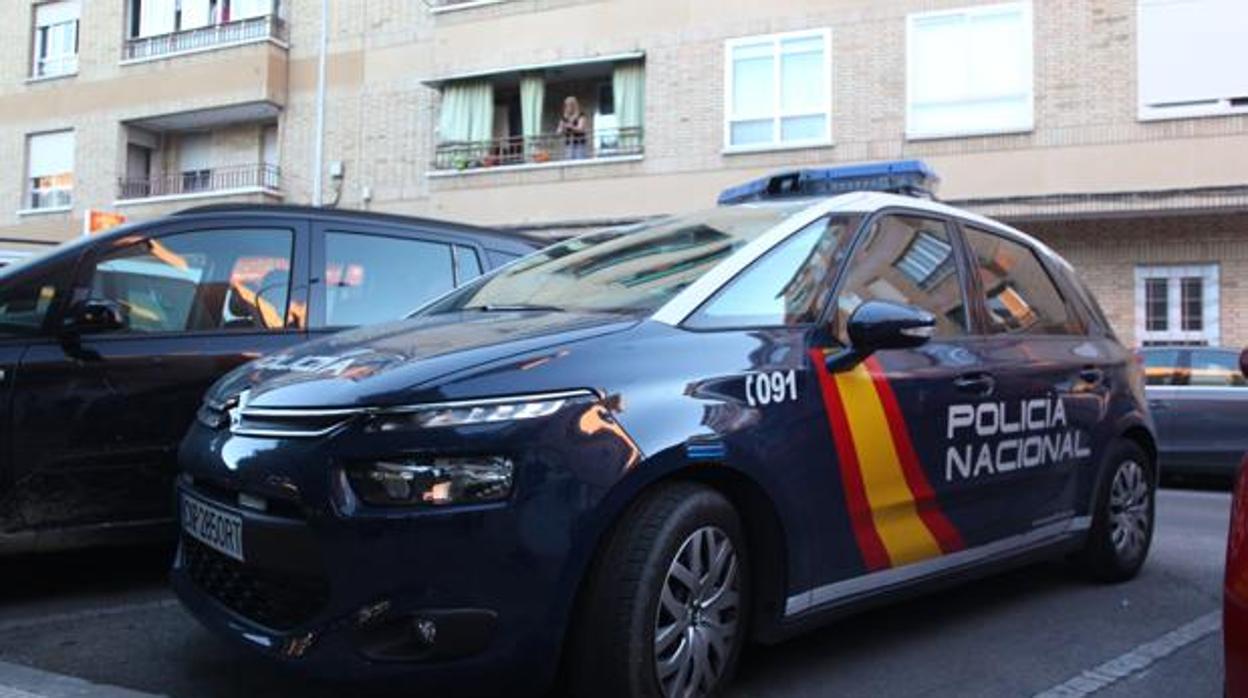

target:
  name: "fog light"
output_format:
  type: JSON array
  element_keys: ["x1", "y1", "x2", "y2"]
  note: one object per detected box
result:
[{"x1": 346, "y1": 457, "x2": 514, "y2": 507}]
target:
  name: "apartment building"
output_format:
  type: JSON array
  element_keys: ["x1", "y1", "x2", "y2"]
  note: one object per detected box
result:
[{"x1": 2, "y1": 0, "x2": 1247, "y2": 349}]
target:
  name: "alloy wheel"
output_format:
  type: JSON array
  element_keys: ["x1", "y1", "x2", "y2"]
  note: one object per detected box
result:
[
  {"x1": 1108, "y1": 459, "x2": 1151, "y2": 562},
  {"x1": 653, "y1": 526, "x2": 741, "y2": 698}
]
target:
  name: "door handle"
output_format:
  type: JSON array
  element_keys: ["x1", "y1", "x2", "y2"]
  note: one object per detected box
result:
[
  {"x1": 954, "y1": 372, "x2": 996, "y2": 396},
  {"x1": 1079, "y1": 367, "x2": 1105, "y2": 385}
]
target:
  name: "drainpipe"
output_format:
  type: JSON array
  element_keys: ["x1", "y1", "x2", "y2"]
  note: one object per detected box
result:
[{"x1": 312, "y1": 0, "x2": 329, "y2": 206}]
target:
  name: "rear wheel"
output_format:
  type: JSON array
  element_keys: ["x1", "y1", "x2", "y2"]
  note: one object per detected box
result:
[
  {"x1": 1077, "y1": 439, "x2": 1155, "y2": 582},
  {"x1": 568, "y1": 483, "x2": 749, "y2": 698}
]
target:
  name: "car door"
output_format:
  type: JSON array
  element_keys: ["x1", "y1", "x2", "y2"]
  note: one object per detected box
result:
[
  {"x1": 1162, "y1": 348, "x2": 1248, "y2": 473},
  {"x1": 958, "y1": 224, "x2": 1099, "y2": 538},
  {"x1": 0, "y1": 256, "x2": 76, "y2": 535},
  {"x1": 1141, "y1": 347, "x2": 1186, "y2": 470},
  {"x1": 309, "y1": 222, "x2": 483, "y2": 335},
  {"x1": 11, "y1": 218, "x2": 310, "y2": 532}
]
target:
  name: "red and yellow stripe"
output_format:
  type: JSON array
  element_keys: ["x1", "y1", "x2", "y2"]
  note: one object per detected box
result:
[{"x1": 811, "y1": 351, "x2": 963, "y2": 571}]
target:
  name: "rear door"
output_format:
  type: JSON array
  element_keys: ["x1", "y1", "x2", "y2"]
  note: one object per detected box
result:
[
  {"x1": 1162, "y1": 348, "x2": 1248, "y2": 472},
  {"x1": 309, "y1": 223, "x2": 484, "y2": 335},
  {"x1": 958, "y1": 225, "x2": 1099, "y2": 537},
  {"x1": 12, "y1": 218, "x2": 310, "y2": 531}
]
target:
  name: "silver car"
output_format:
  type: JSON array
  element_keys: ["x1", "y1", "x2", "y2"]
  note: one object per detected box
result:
[{"x1": 1142, "y1": 346, "x2": 1248, "y2": 478}]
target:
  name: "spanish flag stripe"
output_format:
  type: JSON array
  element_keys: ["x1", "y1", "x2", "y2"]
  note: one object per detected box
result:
[
  {"x1": 864, "y1": 356, "x2": 965, "y2": 554},
  {"x1": 809, "y1": 350, "x2": 892, "y2": 571}
]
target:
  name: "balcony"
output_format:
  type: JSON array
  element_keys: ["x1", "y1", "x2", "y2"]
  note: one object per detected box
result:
[
  {"x1": 122, "y1": 14, "x2": 288, "y2": 63},
  {"x1": 118, "y1": 164, "x2": 281, "y2": 202},
  {"x1": 432, "y1": 127, "x2": 644, "y2": 172}
]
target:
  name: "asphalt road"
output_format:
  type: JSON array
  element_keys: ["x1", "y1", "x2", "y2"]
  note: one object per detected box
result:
[{"x1": 0, "y1": 487, "x2": 1231, "y2": 698}]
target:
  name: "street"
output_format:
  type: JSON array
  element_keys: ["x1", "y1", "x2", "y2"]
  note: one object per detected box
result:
[{"x1": 0, "y1": 487, "x2": 1230, "y2": 698}]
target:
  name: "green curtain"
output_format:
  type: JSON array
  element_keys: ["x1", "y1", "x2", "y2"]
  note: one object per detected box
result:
[
  {"x1": 613, "y1": 61, "x2": 646, "y2": 142},
  {"x1": 520, "y1": 73, "x2": 546, "y2": 142},
  {"x1": 437, "y1": 81, "x2": 495, "y2": 144}
]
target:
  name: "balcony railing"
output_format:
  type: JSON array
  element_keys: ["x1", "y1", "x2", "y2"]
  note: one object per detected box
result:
[
  {"x1": 122, "y1": 15, "x2": 288, "y2": 62},
  {"x1": 118, "y1": 164, "x2": 281, "y2": 200},
  {"x1": 432, "y1": 127, "x2": 644, "y2": 172}
]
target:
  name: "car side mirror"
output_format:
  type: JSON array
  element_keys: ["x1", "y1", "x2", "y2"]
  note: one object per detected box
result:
[
  {"x1": 846, "y1": 300, "x2": 936, "y2": 353},
  {"x1": 64, "y1": 299, "x2": 128, "y2": 335}
]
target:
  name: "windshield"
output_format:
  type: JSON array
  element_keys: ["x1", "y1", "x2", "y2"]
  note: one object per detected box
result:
[{"x1": 423, "y1": 204, "x2": 809, "y2": 316}]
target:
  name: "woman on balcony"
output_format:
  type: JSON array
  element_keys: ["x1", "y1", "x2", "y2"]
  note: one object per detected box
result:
[{"x1": 557, "y1": 96, "x2": 589, "y2": 160}]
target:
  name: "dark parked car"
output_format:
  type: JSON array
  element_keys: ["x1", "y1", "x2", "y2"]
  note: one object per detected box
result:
[
  {"x1": 1140, "y1": 346, "x2": 1248, "y2": 478},
  {"x1": 175, "y1": 162, "x2": 1156, "y2": 697},
  {"x1": 0, "y1": 204, "x2": 537, "y2": 554}
]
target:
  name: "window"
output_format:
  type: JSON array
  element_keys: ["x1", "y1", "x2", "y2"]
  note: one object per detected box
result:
[
  {"x1": 0, "y1": 268, "x2": 65, "y2": 336},
  {"x1": 1138, "y1": 0, "x2": 1248, "y2": 120},
  {"x1": 834, "y1": 216, "x2": 968, "y2": 340},
  {"x1": 687, "y1": 217, "x2": 854, "y2": 329},
  {"x1": 25, "y1": 131, "x2": 75, "y2": 211},
  {"x1": 1135, "y1": 265, "x2": 1220, "y2": 346},
  {"x1": 1188, "y1": 349, "x2": 1246, "y2": 387},
  {"x1": 1141, "y1": 348, "x2": 1183, "y2": 386},
  {"x1": 87, "y1": 229, "x2": 293, "y2": 333},
  {"x1": 129, "y1": 0, "x2": 278, "y2": 38},
  {"x1": 454, "y1": 245, "x2": 483, "y2": 285},
  {"x1": 724, "y1": 29, "x2": 831, "y2": 150},
  {"x1": 906, "y1": 2, "x2": 1033, "y2": 138},
  {"x1": 964, "y1": 227, "x2": 1080, "y2": 335},
  {"x1": 324, "y1": 233, "x2": 456, "y2": 327},
  {"x1": 32, "y1": 1, "x2": 79, "y2": 78}
]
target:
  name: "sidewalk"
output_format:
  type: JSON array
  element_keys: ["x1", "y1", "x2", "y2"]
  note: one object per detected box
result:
[{"x1": 0, "y1": 662, "x2": 161, "y2": 698}]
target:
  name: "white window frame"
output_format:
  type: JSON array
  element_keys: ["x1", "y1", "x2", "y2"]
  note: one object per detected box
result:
[
  {"x1": 1137, "y1": 0, "x2": 1248, "y2": 121},
  {"x1": 23, "y1": 130, "x2": 76, "y2": 214},
  {"x1": 723, "y1": 28, "x2": 833, "y2": 154},
  {"x1": 1134, "y1": 264, "x2": 1220, "y2": 346},
  {"x1": 905, "y1": 2, "x2": 1034, "y2": 140},
  {"x1": 30, "y1": 1, "x2": 80, "y2": 80}
]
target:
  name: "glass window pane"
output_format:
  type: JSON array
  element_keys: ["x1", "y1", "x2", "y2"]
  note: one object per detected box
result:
[
  {"x1": 835, "y1": 216, "x2": 968, "y2": 339},
  {"x1": 911, "y1": 15, "x2": 968, "y2": 104},
  {"x1": 730, "y1": 119, "x2": 775, "y2": 146},
  {"x1": 732, "y1": 53, "x2": 775, "y2": 118},
  {"x1": 1141, "y1": 348, "x2": 1182, "y2": 386},
  {"x1": 781, "y1": 35, "x2": 825, "y2": 55},
  {"x1": 780, "y1": 115, "x2": 826, "y2": 142},
  {"x1": 89, "y1": 229, "x2": 294, "y2": 333},
  {"x1": 1145, "y1": 277, "x2": 1169, "y2": 332},
  {"x1": 325, "y1": 233, "x2": 455, "y2": 327},
  {"x1": 965, "y1": 227, "x2": 1077, "y2": 335},
  {"x1": 455, "y1": 245, "x2": 483, "y2": 284},
  {"x1": 781, "y1": 49, "x2": 825, "y2": 114},
  {"x1": 1181, "y1": 276, "x2": 1203, "y2": 332},
  {"x1": 0, "y1": 269, "x2": 63, "y2": 336},
  {"x1": 967, "y1": 9, "x2": 1028, "y2": 97},
  {"x1": 1189, "y1": 349, "x2": 1244, "y2": 387},
  {"x1": 688, "y1": 217, "x2": 853, "y2": 329}
]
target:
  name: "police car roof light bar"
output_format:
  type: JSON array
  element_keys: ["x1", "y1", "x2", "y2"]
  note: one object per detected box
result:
[{"x1": 717, "y1": 159, "x2": 939, "y2": 206}]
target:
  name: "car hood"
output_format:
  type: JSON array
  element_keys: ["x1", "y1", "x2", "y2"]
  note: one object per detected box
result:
[{"x1": 211, "y1": 310, "x2": 639, "y2": 408}]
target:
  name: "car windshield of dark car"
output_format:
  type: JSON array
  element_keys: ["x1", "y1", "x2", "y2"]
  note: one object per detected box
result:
[{"x1": 422, "y1": 204, "x2": 809, "y2": 317}]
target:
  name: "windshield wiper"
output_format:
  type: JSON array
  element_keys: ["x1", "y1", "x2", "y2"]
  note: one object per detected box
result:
[{"x1": 459, "y1": 304, "x2": 565, "y2": 313}]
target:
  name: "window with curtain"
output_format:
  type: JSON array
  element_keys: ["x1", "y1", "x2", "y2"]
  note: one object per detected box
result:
[
  {"x1": 437, "y1": 81, "x2": 496, "y2": 144},
  {"x1": 906, "y1": 2, "x2": 1033, "y2": 139},
  {"x1": 26, "y1": 131, "x2": 75, "y2": 210},
  {"x1": 32, "y1": 1, "x2": 80, "y2": 78},
  {"x1": 1137, "y1": 0, "x2": 1248, "y2": 120},
  {"x1": 724, "y1": 29, "x2": 830, "y2": 150}
]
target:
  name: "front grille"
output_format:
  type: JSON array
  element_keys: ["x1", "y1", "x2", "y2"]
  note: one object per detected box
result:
[{"x1": 182, "y1": 536, "x2": 329, "y2": 630}]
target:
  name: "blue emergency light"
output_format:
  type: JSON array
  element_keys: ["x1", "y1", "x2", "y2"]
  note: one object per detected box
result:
[{"x1": 717, "y1": 159, "x2": 939, "y2": 205}]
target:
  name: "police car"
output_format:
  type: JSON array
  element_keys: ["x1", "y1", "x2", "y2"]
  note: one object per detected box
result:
[{"x1": 173, "y1": 161, "x2": 1156, "y2": 697}]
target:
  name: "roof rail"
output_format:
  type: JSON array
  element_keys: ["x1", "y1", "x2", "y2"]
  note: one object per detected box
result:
[{"x1": 718, "y1": 159, "x2": 939, "y2": 205}]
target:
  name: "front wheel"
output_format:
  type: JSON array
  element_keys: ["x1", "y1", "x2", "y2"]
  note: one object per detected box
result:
[
  {"x1": 568, "y1": 483, "x2": 749, "y2": 698},
  {"x1": 1077, "y1": 439, "x2": 1155, "y2": 582}
]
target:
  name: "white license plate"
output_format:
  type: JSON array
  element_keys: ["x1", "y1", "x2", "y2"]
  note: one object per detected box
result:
[{"x1": 181, "y1": 494, "x2": 244, "y2": 562}]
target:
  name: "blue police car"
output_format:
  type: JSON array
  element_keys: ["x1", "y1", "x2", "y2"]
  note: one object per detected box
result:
[{"x1": 173, "y1": 161, "x2": 1156, "y2": 697}]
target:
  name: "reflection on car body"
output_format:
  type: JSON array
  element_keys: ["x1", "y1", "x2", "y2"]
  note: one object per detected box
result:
[{"x1": 1141, "y1": 346, "x2": 1248, "y2": 478}]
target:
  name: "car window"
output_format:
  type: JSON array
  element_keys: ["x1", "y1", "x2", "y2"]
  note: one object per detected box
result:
[
  {"x1": 486, "y1": 249, "x2": 523, "y2": 268},
  {"x1": 455, "y1": 245, "x2": 483, "y2": 284},
  {"x1": 0, "y1": 268, "x2": 64, "y2": 336},
  {"x1": 835, "y1": 215, "x2": 969, "y2": 340},
  {"x1": 1188, "y1": 349, "x2": 1246, "y2": 387},
  {"x1": 686, "y1": 217, "x2": 854, "y2": 329},
  {"x1": 324, "y1": 232, "x2": 455, "y2": 327},
  {"x1": 1142, "y1": 348, "x2": 1183, "y2": 386},
  {"x1": 963, "y1": 227, "x2": 1081, "y2": 336},
  {"x1": 88, "y1": 229, "x2": 294, "y2": 334}
]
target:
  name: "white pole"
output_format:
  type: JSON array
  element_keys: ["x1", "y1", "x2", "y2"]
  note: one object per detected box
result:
[{"x1": 312, "y1": 0, "x2": 329, "y2": 207}]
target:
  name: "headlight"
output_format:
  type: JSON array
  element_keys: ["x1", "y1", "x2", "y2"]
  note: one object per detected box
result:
[
  {"x1": 346, "y1": 457, "x2": 514, "y2": 507},
  {"x1": 364, "y1": 390, "x2": 596, "y2": 432}
]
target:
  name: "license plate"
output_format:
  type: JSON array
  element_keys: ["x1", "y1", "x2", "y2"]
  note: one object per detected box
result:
[{"x1": 181, "y1": 494, "x2": 244, "y2": 562}]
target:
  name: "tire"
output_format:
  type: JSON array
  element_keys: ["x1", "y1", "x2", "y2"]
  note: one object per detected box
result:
[
  {"x1": 1076, "y1": 439, "x2": 1155, "y2": 583},
  {"x1": 567, "y1": 483, "x2": 750, "y2": 698}
]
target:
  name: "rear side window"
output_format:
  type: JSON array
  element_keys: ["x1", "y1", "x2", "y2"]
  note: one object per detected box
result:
[
  {"x1": 1141, "y1": 349, "x2": 1183, "y2": 386},
  {"x1": 455, "y1": 245, "x2": 483, "y2": 284},
  {"x1": 963, "y1": 227, "x2": 1082, "y2": 335},
  {"x1": 324, "y1": 232, "x2": 454, "y2": 327},
  {"x1": 486, "y1": 249, "x2": 523, "y2": 268},
  {"x1": 834, "y1": 214, "x2": 969, "y2": 339},
  {"x1": 0, "y1": 267, "x2": 64, "y2": 336},
  {"x1": 686, "y1": 217, "x2": 853, "y2": 329},
  {"x1": 1188, "y1": 349, "x2": 1246, "y2": 387}
]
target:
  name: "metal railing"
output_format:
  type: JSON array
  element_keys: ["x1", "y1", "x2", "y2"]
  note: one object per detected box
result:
[
  {"x1": 122, "y1": 15, "x2": 288, "y2": 62},
  {"x1": 432, "y1": 127, "x2": 644, "y2": 171},
  {"x1": 118, "y1": 164, "x2": 281, "y2": 200}
]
